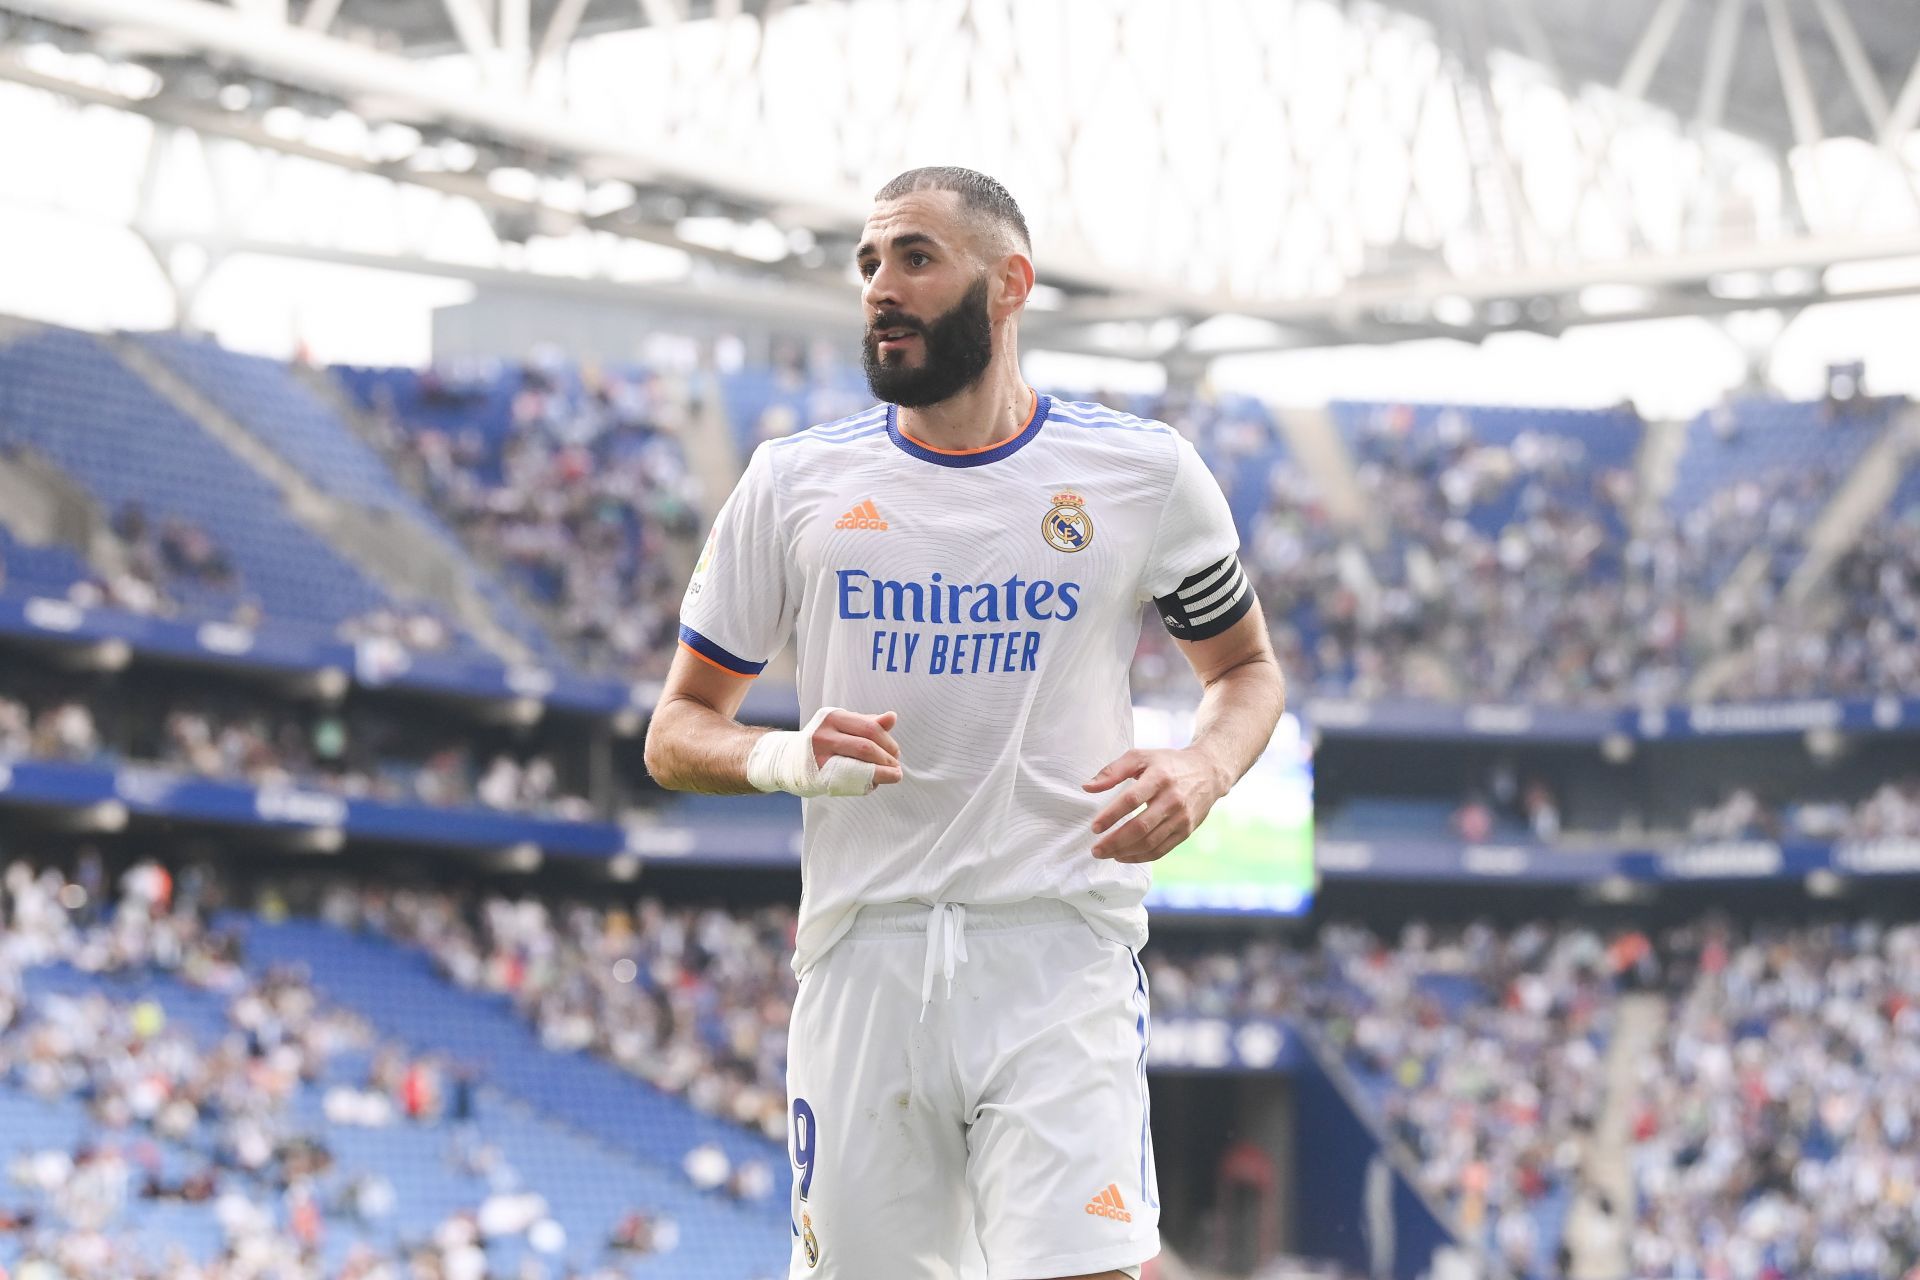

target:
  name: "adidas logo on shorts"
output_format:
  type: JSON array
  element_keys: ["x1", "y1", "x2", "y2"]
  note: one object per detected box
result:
[{"x1": 1084, "y1": 1183, "x2": 1132, "y2": 1222}]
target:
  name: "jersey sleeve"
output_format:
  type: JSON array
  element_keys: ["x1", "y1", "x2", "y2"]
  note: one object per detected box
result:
[
  {"x1": 677, "y1": 442, "x2": 794, "y2": 676},
  {"x1": 1139, "y1": 433, "x2": 1254, "y2": 641}
]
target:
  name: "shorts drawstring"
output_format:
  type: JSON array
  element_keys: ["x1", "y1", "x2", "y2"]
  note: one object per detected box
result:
[{"x1": 918, "y1": 902, "x2": 969, "y2": 1022}]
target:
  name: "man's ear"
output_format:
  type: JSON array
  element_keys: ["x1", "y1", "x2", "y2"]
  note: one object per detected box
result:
[{"x1": 996, "y1": 250, "x2": 1036, "y2": 319}]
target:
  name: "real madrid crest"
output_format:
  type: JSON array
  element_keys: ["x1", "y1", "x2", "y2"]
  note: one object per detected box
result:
[
  {"x1": 801, "y1": 1211, "x2": 821, "y2": 1268},
  {"x1": 1042, "y1": 490, "x2": 1093, "y2": 554}
]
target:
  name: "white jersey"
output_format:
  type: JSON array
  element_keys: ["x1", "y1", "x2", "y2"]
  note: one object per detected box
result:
[{"x1": 678, "y1": 394, "x2": 1244, "y2": 974}]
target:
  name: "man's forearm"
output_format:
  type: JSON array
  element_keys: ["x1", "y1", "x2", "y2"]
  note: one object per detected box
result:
[
  {"x1": 643, "y1": 696, "x2": 775, "y2": 795},
  {"x1": 1189, "y1": 655, "x2": 1287, "y2": 792}
]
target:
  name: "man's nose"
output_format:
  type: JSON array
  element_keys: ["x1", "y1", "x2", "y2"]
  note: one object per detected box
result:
[{"x1": 864, "y1": 262, "x2": 902, "y2": 311}]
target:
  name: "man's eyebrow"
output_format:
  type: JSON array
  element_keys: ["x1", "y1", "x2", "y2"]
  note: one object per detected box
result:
[{"x1": 853, "y1": 231, "x2": 939, "y2": 261}]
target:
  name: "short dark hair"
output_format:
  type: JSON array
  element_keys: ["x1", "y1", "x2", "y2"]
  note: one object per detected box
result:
[{"x1": 873, "y1": 166, "x2": 1031, "y2": 256}]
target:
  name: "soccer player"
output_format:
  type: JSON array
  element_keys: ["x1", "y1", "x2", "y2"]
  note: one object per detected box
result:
[{"x1": 645, "y1": 167, "x2": 1285, "y2": 1280}]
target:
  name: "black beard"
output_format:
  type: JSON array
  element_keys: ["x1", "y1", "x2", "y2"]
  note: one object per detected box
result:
[{"x1": 862, "y1": 276, "x2": 995, "y2": 409}]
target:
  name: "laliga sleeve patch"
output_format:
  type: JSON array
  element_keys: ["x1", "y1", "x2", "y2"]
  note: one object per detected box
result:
[{"x1": 1153, "y1": 554, "x2": 1253, "y2": 641}]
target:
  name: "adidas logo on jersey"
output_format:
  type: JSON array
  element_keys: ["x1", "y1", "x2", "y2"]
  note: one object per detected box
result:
[
  {"x1": 1084, "y1": 1183, "x2": 1132, "y2": 1222},
  {"x1": 834, "y1": 499, "x2": 889, "y2": 531}
]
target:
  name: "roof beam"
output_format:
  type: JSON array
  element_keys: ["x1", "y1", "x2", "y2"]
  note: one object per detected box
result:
[
  {"x1": 0, "y1": 0, "x2": 862, "y2": 222},
  {"x1": 1695, "y1": 0, "x2": 1748, "y2": 135},
  {"x1": 499, "y1": 0, "x2": 529, "y2": 72},
  {"x1": 531, "y1": 0, "x2": 590, "y2": 80},
  {"x1": 1809, "y1": 0, "x2": 1889, "y2": 131},
  {"x1": 142, "y1": 232, "x2": 859, "y2": 329},
  {"x1": 1616, "y1": 0, "x2": 1689, "y2": 101},
  {"x1": 1883, "y1": 51, "x2": 1920, "y2": 149},
  {"x1": 639, "y1": 0, "x2": 684, "y2": 29},
  {"x1": 1761, "y1": 0, "x2": 1824, "y2": 152},
  {"x1": 1873, "y1": 46, "x2": 1920, "y2": 221},
  {"x1": 0, "y1": 49, "x2": 831, "y2": 283},
  {"x1": 299, "y1": 0, "x2": 343, "y2": 33},
  {"x1": 0, "y1": 0, "x2": 1244, "y2": 315},
  {"x1": 438, "y1": 0, "x2": 497, "y2": 62}
]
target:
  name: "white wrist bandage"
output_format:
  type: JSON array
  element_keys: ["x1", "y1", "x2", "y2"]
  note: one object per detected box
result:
[{"x1": 746, "y1": 706, "x2": 878, "y2": 797}]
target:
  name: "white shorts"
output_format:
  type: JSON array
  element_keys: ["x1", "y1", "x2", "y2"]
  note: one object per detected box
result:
[{"x1": 786, "y1": 898, "x2": 1158, "y2": 1280}]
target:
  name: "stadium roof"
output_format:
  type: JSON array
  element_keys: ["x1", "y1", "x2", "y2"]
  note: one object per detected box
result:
[
  {"x1": 327, "y1": 0, "x2": 690, "y2": 56},
  {"x1": 334, "y1": 0, "x2": 1920, "y2": 154},
  {"x1": 4, "y1": 0, "x2": 1920, "y2": 359},
  {"x1": 1378, "y1": 0, "x2": 1920, "y2": 150}
]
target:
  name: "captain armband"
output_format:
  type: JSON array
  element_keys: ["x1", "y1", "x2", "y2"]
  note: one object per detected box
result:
[{"x1": 1152, "y1": 554, "x2": 1254, "y2": 641}]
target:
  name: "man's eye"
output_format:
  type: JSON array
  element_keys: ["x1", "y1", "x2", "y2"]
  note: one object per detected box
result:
[
  {"x1": 909, "y1": 253, "x2": 930, "y2": 267},
  {"x1": 858, "y1": 262, "x2": 876, "y2": 279}
]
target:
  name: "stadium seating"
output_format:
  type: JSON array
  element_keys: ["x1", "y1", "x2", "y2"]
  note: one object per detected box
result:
[
  {"x1": 233, "y1": 915, "x2": 789, "y2": 1271},
  {"x1": 1, "y1": 934, "x2": 789, "y2": 1278},
  {"x1": 1330, "y1": 401, "x2": 1642, "y2": 467},
  {"x1": 332, "y1": 362, "x2": 520, "y2": 478},
  {"x1": 1151, "y1": 922, "x2": 1611, "y2": 1280},
  {"x1": 1318, "y1": 797, "x2": 1524, "y2": 840},
  {"x1": 135, "y1": 332, "x2": 557, "y2": 662},
  {"x1": 0, "y1": 524, "x2": 94, "y2": 598},
  {"x1": 719, "y1": 363, "x2": 872, "y2": 457},
  {"x1": 141, "y1": 333, "x2": 436, "y2": 521},
  {"x1": 1333, "y1": 400, "x2": 1639, "y2": 537},
  {"x1": 0, "y1": 330, "x2": 394, "y2": 634},
  {"x1": 1666, "y1": 397, "x2": 1896, "y2": 518},
  {"x1": 14, "y1": 321, "x2": 1920, "y2": 717},
  {"x1": 328, "y1": 356, "x2": 701, "y2": 681},
  {"x1": 233, "y1": 918, "x2": 783, "y2": 1172},
  {"x1": 1890, "y1": 453, "x2": 1920, "y2": 517}
]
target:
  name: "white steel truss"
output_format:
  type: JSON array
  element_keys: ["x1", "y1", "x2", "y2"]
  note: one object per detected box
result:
[{"x1": 3, "y1": 0, "x2": 1920, "y2": 357}]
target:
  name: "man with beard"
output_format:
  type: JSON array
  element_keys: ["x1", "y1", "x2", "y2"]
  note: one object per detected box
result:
[{"x1": 646, "y1": 167, "x2": 1284, "y2": 1280}]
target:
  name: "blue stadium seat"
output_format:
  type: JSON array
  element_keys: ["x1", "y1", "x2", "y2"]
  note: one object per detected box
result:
[
  {"x1": 0, "y1": 524, "x2": 94, "y2": 598},
  {"x1": 135, "y1": 333, "x2": 557, "y2": 663},
  {"x1": 230, "y1": 918, "x2": 789, "y2": 1274},
  {"x1": 0, "y1": 330, "x2": 394, "y2": 634},
  {"x1": 1667, "y1": 398, "x2": 1896, "y2": 518},
  {"x1": 3, "y1": 947, "x2": 788, "y2": 1279}
]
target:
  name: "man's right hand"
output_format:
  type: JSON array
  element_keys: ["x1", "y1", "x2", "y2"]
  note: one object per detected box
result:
[{"x1": 812, "y1": 709, "x2": 903, "y2": 786}]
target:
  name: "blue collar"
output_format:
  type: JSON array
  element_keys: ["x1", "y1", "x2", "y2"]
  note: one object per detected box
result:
[{"x1": 886, "y1": 394, "x2": 1049, "y2": 468}]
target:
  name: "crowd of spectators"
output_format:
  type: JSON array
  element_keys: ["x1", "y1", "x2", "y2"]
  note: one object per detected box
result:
[
  {"x1": 334, "y1": 606, "x2": 460, "y2": 655},
  {"x1": 356, "y1": 370, "x2": 1919, "y2": 708},
  {"x1": 1150, "y1": 922, "x2": 1622, "y2": 1277},
  {"x1": 13, "y1": 336, "x2": 1915, "y2": 710},
  {"x1": 1445, "y1": 763, "x2": 1565, "y2": 845},
  {"x1": 278, "y1": 871, "x2": 1920, "y2": 1280},
  {"x1": 148, "y1": 701, "x2": 592, "y2": 819},
  {"x1": 0, "y1": 482, "x2": 467, "y2": 660},
  {"x1": 0, "y1": 498, "x2": 249, "y2": 626},
  {"x1": 323, "y1": 878, "x2": 1634, "y2": 1278},
  {"x1": 0, "y1": 860, "x2": 698, "y2": 1279},
  {"x1": 0, "y1": 682, "x2": 592, "y2": 820},
  {"x1": 24, "y1": 849, "x2": 1920, "y2": 1279},
  {"x1": 1146, "y1": 912, "x2": 1920, "y2": 1280},
  {"x1": 1337, "y1": 409, "x2": 1675, "y2": 706},
  {"x1": 109, "y1": 503, "x2": 237, "y2": 599},
  {"x1": 1125, "y1": 399, "x2": 1693, "y2": 705},
  {"x1": 1128, "y1": 396, "x2": 1916, "y2": 709},
  {"x1": 1722, "y1": 498, "x2": 1920, "y2": 702},
  {"x1": 1631, "y1": 919, "x2": 1920, "y2": 1280},
  {"x1": 330, "y1": 886, "x2": 796, "y2": 1149},
  {"x1": 0, "y1": 695, "x2": 98, "y2": 764},
  {"x1": 1394, "y1": 766, "x2": 1920, "y2": 851},
  {"x1": 1690, "y1": 776, "x2": 1920, "y2": 844},
  {"x1": 1689, "y1": 788, "x2": 1779, "y2": 842},
  {"x1": 360, "y1": 355, "x2": 705, "y2": 683}
]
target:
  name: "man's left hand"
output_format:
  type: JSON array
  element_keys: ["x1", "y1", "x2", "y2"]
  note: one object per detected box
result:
[{"x1": 1084, "y1": 747, "x2": 1231, "y2": 863}]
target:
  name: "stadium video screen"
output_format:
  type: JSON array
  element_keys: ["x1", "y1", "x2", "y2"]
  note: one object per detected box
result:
[{"x1": 1132, "y1": 707, "x2": 1315, "y2": 915}]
